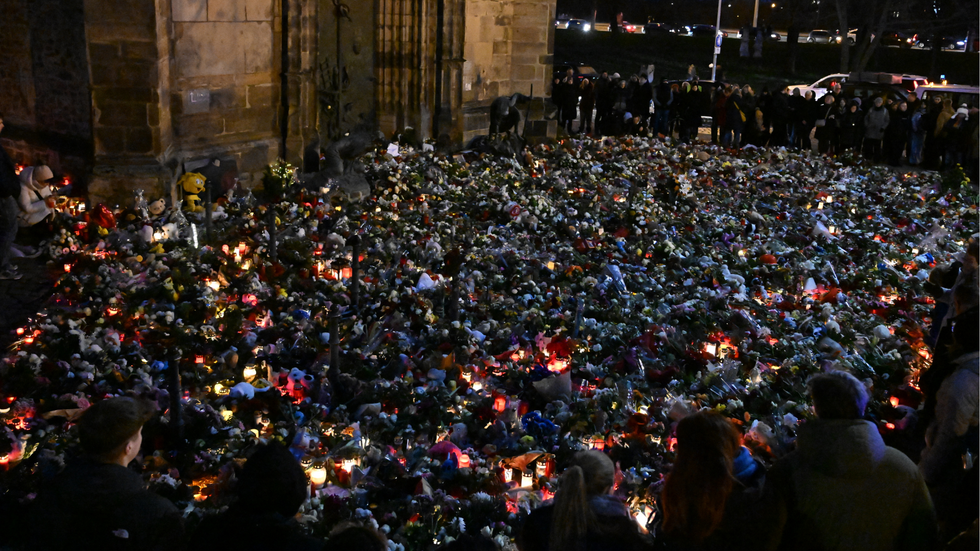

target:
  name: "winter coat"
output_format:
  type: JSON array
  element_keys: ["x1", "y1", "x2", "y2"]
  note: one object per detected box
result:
[
  {"x1": 0, "y1": 144, "x2": 20, "y2": 198},
  {"x1": 191, "y1": 504, "x2": 325, "y2": 551},
  {"x1": 725, "y1": 95, "x2": 745, "y2": 130},
  {"x1": 17, "y1": 166, "x2": 54, "y2": 227},
  {"x1": 863, "y1": 106, "x2": 890, "y2": 140},
  {"x1": 814, "y1": 103, "x2": 838, "y2": 141},
  {"x1": 29, "y1": 457, "x2": 185, "y2": 551},
  {"x1": 837, "y1": 108, "x2": 863, "y2": 148},
  {"x1": 519, "y1": 494, "x2": 651, "y2": 551},
  {"x1": 579, "y1": 81, "x2": 596, "y2": 111},
  {"x1": 766, "y1": 419, "x2": 937, "y2": 551},
  {"x1": 919, "y1": 351, "x2": 980, "y2": 485}
]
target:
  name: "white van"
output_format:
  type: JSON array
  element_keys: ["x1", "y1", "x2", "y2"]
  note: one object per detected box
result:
[{"x1": 915, "y1": 83, "x2": 980, "y2": 108}]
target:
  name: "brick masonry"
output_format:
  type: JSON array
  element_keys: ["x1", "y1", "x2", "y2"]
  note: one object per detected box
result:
[{"x1": 0, "y1": 0, "x2": 556, "y2": 205}]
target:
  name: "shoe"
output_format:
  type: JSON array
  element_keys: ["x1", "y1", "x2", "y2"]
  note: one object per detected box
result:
[
  {"x1": 0, "y1": 269, "x2": 22, "y2": 280},
  {"x1": 22, "y1": 247, "x2": 42, "y2": 259}
]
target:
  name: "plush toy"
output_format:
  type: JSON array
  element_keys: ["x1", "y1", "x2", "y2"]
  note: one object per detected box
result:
[
  {"x1": 177, "y1": 172, "x2": 207, "y2": 213},
  {"x1": 148, "y1": 198, "x2": 166, "y2": 217}
]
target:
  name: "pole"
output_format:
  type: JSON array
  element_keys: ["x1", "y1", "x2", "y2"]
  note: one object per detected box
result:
[
  {"x1": 204, "y1": 181, "x2": 213, "y2": 243},
  {"x1": 712, "y1": 0, "x2": 723, "y2": 81},
  {"x1": 280, "y1": 0, "x2": 289, "y2": 159},
  {"x1": 328, "y1": 305, "x2": 341, "y2": 406},
  {"x1": 168, "y1": 358, "x2": 183, "y2": 447},
  {"x1": 752, "y1": 0, "x2": 760, "y2": 28},
  {"x1": 350, "y1": 234, "x2": 360, "y2": 311}
]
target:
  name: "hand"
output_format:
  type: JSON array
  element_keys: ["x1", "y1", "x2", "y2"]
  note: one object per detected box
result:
[{"x1": 45, "y1": 197, "x2": 56, "y2": 208}]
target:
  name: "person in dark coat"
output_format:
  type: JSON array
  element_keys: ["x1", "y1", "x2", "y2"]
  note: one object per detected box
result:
[
  {"x1": 654, "y1": 77, "x2": 674, "y2": 137},
  {"x1": 766, "y1": 371, "x2": 938, "y2": 551},
  {"x1": 191, "y1": 443, "x2": 324, "y2": 551},
  {"x1": 922, "y1": 94, "x2": 946, "y2": 169},
  {"x1": 631, "y1": 74, "x2": 654, "y2": 130},
  {"x1": 518, "y1": 450, "x2": 650, "y2": 551},
  {"x1": 0, "y1": 112, "x2": 23, "y2": 280},
  {"x1": 578, "y1": 78, "x2": 597, "y2": 135},
  {"x1": 769, "y1": 87, "x2": 791, "y2": 147},
  {"x1": 654, "y1": 410, "x2": 773, "y2": 551},
  {"x1": 814, "y1": 94, "x2": 838, "y2": 154},
  {"x1": 723, "y1": 87, "x2": 745, "y2": 149},
  {"x1": 29, "y1": 396, "x2": 185, "y2": 551},
  {"x1": 712, "y1": 86, "x2": 730, "y2": 144},
  {"x1": 837, "y1": 99, "x2": 864, "y2": 153},
  {"x1": 884, "y1": 101, "x2": 911, "y2": 166},
  {"x1": 595, "y1": 72, "x2": 614, "y2": 135},
  {"x1": 558, "y1": 69, "x2": 579, "y2": 134},
  {"x1": 611, "y1": 79, "x2": 632, "y2": 136}
]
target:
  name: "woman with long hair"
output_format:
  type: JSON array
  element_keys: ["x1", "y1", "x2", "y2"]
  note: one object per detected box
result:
[
  {"x1": 656, "y1": 410, "x2": 770, "y2": 550},
  {"x1": 518, "y1": 451, "x2": 650, "y2": 551}
]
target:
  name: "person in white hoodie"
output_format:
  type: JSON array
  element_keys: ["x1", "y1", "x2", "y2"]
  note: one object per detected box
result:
[{"x1": 17, "y1": 164, "x2": 55, "y2": 227}]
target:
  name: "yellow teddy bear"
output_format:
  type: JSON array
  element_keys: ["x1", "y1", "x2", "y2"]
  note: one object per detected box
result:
[{"x1": 178, "y1": 172, "x2": 207, "y2": 213}]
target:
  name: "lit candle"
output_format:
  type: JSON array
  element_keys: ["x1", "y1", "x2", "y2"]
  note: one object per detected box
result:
[
  {"x1": 535, "y1": 462, "x2": 547, "y2": 477},
  {"x1": 494, "y1": 395, "x2": 507, "y2": 412},
  {"x1": 705, "y1": 343, "x2": 718, "y2": 357},
  {"x1": 309, "y1": 466, "x2": 327, "y2": 486},
  {"x1": 243, "y1": 366, "x2": 257, "y2": 382},
  {"x1": 341, "y1": 458, "x2": 358, "y2": 473},
  {"x1": 547, "y1": 261, "x2": 556, "y2": 271},
  {"x1": 64, "y1": 264, "x2": 72, "y2": 273},
  {"x1": 503, "y1": 467, "x2": 513, "y2": 482},
  {"x1": 458, "y1": 454, "x2": 471, "y2": 468},
  {"x1": 521, "y1": 470, "x2": 533, "y2": 487}
]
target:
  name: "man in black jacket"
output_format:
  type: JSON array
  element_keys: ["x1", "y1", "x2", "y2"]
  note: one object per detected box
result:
[
  {"x1": 0, "y1": 113, "x2": 23, "y2": 280},
  {"x1": 30, "y1": 396, "x2": 185, "y2": 550}
]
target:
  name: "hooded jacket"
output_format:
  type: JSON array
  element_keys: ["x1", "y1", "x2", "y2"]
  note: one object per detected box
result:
[
  {"x1": 17, "y1": 166, "x2": 53, "y2": 227},
  {"x1": 919, "y1": 351, "x2": 980, "y2": 484},
  {"x1": 766, "y1": 419, "x2": 936, "y2": 551}
]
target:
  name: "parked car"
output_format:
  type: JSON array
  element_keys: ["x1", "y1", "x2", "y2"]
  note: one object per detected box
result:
[
  {"x1": 910, "y1": 34, "x2": 965, "y2": 50},
  {"x1": 643, "y1": 22, "x2": 671, "y2": 34},
  {"x1": 671, "y1": 25, "x2": 693, "y2": 37},
  {"x1": 692, "y1": 24, "x2": 727, "y2": 37},
  {"x1": 565, "y1": 19, "x2": 591, "y2": 32},
  {"x1": 552, "y1": 63, "x2": 600, "y2": 84},
  {"x1": 735, "y1": 27, "x2": 781, "y2": 41},
  {"x1": 806, "y1": 30, "x2": 835, "y2": 44},
  {"x1": 832, "y1": 28, "x2": 860, "y2": 45},
  {"x1": 915, "y1": 83, "x2": 979, "y2": 108},
  {"x1": 555, "y1": 19, "x2": 569, "y2": 30},
  {"x1": 621, "y1": 21, "x2": 643, "y2": 33},
  {"x1": 879, "y1": 31, "x2": 913, "y2": 48},
  {"x1": 786, "y1": 73, "x2": 849, "y2": 100}
]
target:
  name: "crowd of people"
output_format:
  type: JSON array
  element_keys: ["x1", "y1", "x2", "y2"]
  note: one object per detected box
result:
[{"x1": 551, "y1": 70, "x2": 979, "y2": 175}]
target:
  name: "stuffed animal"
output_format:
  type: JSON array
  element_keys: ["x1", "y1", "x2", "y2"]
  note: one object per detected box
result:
[
  {"x1": 148, "y1": 198, "x2": 166, "y2": 217},
  {"x1": 177, "y1": 172, "x2": 207, "y2": 213}
]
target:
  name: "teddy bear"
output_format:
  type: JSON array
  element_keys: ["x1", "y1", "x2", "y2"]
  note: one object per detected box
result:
[
  {"x1": 148, "y1": 198, "x2": 166, "y2": 217},
  {"x1": 177, "y1": 172, "x2": 207, "y2": 213}
]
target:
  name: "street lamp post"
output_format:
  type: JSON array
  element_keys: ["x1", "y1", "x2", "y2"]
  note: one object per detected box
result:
[
  {"x1": 712, "y1": 0, "x2": 722, "y2": 81},
  {"x1": 752, "y1": 0, "x2": 760, "y2": 28}
]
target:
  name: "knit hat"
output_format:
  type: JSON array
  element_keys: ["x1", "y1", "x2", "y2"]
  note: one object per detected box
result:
[{"x1": 956, "y1": 107, "x2": 969, "y2": 117}]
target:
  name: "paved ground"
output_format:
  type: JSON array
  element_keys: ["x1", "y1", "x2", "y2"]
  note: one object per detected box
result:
[{"x1": 0, "y1": 251, "x2": 56, "y2": 348}]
